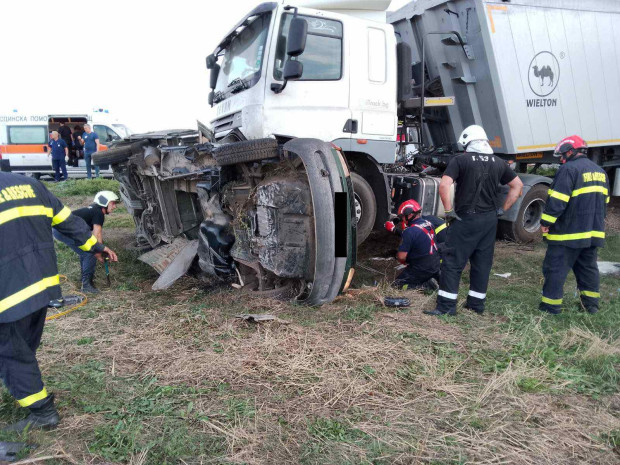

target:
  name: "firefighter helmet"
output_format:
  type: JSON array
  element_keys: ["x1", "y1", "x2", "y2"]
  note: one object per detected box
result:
[
  {"x1": 458, "y1": 125, "x2": 488, "y2": 148},
  {"x1": 94, "y1": 191, "x2": 120, "y2": 208},
  {"x1": 398, "y1": 199, "x2": 422, "y2": 217},
  {"x1": 554, "y1": 135, "x2": 587, "y2": 161}
]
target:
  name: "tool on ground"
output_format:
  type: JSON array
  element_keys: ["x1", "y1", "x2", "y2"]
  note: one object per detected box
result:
[
  {"x1": 384, "y1": 297, "x2": 411, "y2": 308},
  {"x1": 103, "y1": 253, "x2": 111, "y2": 287},
  {"x1": 0, "y1": 441, "x2": 32, "y2": 462}
]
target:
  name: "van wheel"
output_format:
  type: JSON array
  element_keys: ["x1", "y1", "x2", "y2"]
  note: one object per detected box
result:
[
  {"x1": 500, "y1": 184, "x2": 547, "y2": 243},
  {"x1": 212, "y1": 138, "x2": 279, "y2": 166},
  {"x1": 351, "y1": 172, "x2": 376, "y2": 245},
  {"x1": 92, "y1": 140, "x2": 147, "y2": 166}
]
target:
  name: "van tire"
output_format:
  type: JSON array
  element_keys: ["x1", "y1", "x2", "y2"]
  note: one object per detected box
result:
[
  {"x1": 351, "y1": 172, "x2": 376, "y2": 245},
  {"x1": 499, "y1": 184, "x2": 548, "y2": 243},
  {"x1": 92, "y1": 141, "x2": 147, "y2": 166},
  {"x1": 212, "y1": 138, "x2": 279, "y2": 166}
]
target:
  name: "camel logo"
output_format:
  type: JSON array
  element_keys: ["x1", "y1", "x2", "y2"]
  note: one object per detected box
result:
[{"x1": 528, "y1": 51, "x2": 560, "y2": 98}]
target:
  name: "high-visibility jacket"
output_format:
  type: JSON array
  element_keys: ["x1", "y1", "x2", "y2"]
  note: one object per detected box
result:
[
  {"x1": 0, "y1": 172, "x2": 104, "y2": 323},
  {"x1": 540, "y1": 156, "x2": 609, "y2": 248}
]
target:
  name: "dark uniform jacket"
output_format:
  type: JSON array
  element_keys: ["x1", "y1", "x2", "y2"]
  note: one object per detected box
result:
[
  {"x1": 540, "y1": 156, "x2": 609, "y2": 248},
  {"x1": 0, "y1": 173, "x2": 104, "y2": 323}
]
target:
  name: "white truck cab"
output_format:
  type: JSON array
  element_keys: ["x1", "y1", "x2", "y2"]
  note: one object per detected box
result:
[{"x1": 0, "y1": 109, "x2": 132, "y2": 178}]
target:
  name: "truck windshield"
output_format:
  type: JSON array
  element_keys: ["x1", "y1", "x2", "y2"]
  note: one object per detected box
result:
[{"x1": 214, "y1": 12, "x2": 272, "y2": 100}]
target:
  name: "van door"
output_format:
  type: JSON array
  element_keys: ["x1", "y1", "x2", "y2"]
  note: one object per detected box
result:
[
  {"x1": 1, "y1": 124, "x2": 50, "y2": 171},
  {"x1": 93, "y1": 124, "x2": 122, "y2": 150}
]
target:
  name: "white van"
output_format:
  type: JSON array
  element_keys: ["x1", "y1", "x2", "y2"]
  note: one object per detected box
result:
[{"x1": 0, "y1": 110, "x2": 131, "y2": 179}]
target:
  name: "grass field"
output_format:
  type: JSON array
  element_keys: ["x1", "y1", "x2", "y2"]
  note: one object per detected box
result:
[{"x1": 0, "y1": 179, "x2": 618, "y2": 464}]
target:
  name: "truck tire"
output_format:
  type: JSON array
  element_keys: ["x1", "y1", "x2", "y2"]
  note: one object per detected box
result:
[
  {"x1": 212, "y1": 138, "x2": 279, "y2": 166},
  {"x1": 92, "y1": 140, "x2": 147, "y2": 166},
  {"x1": 500, "y1": 184, "x2": 548, "y2": 243},
  {"x1": 351, "y1": 172, "x2": 376, "y2": 245}
]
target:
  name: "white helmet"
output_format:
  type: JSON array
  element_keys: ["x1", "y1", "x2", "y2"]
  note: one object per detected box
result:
[
  {"x1": 458, "y1": 125, "x2": 488, "y2": 148},
  {"x1": 94, "y1": 190, "x2": 120, "y2": 208}
]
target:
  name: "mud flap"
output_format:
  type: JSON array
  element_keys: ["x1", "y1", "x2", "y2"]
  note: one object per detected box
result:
[
  {"x1": 138, "y1": 238, "x2": 198, "y2": 290},
  {"x1": 283, "y1": 139, "x2": 356, "y2": 306}
]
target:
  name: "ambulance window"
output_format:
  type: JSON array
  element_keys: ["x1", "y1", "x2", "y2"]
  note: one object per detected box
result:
[
  {"x1": 274, "y1": 14, "x2": 343, "y2": 81},
  {"x1": 7, "y1": 126, "x2": 48, "y2": 144},
  {"x1": 94, "y1": 125, "x2": 121, "y2": 144}
]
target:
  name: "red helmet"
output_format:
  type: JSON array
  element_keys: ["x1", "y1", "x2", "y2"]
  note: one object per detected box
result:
[
  {"x1": 398, "y1": 199, "x2": 421, "y2": 216},
  {"x1": 554, "y1": 135, "x2": 587, "y2": 159}
]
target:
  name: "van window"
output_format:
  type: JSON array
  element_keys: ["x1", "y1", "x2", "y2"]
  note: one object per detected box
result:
[
  {"x1": 274, "y1": 14, "x2": 343, "y2": 81},
  {"x1": 368, "y1": 28, "x2": 386, "y2": 83},
  {"x1": 8, "y1": 125, "x2": 48, "y2": 144},
  {"x1": 94, "y1": 125, "x2": 121, "y2": 144}
]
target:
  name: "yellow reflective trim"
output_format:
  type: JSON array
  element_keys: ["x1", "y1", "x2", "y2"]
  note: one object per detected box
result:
[
  {"x1": 0, "y1": 275, "x2": 60, "y2": 313},
  {"x1": 545, "y1": 231, "x2": 605, "y2": 241},
  {"x1": 548, "y1": 189, "x2": 569, "y2": 202},
  {"x1": 79, "y1": 235, "x2": 98, "y2": 251},
  {"x1": 571, "y1": 186, "x2": 608, "y2": 197},
  {"x1": 51, "y1": 206, "x2": 71, "y2": 226},
  {"x1": 0, "y1": 205, "x2": 53, "y2": 226},
  {"x1": 580, "y1": 290, "x2": 600, "y2": 298},
  {"x1": 18, "y1": 388, "x2": 48, "y2": 407},
  {"x1": 541, "y1": 296, "x2": 562, "y2": 305},
  {"x1": 541, "y1": 213, "x2": 557, "y2": 224},
  {"x1": 435, "y1": 223, "x2": 447, "y2": 234},
  {"x1": 606, "y1": 196, "x2": 610, "y2": 204}
]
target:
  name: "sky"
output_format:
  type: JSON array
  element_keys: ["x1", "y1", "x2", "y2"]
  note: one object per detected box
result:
[{"x1": 0, "y1": 0, "x2": 409, "y2": 133}]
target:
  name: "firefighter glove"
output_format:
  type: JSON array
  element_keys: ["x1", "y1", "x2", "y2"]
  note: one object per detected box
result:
[{"x1": 445, "y1": 209, "x2": 461, "y2": 224}]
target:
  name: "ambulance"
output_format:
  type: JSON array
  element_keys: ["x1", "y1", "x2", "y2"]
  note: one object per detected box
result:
[{"x1": 0, "y1": 109, "x2": 132, "y2": 178}]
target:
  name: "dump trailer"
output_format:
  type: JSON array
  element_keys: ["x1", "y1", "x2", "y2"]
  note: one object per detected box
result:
[{"x1": 96, "y1": 0, "x2": 620, "y2": 304}]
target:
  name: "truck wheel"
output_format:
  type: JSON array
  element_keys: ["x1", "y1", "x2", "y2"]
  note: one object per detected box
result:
[
  {"x1": 92, "y1": 140, "x2": 147, "y2": 166},
  {"x1": 212, "y1": 138, "x2": 279, "y2": 166},
  {"x1": 351, "y1": 172, "x2": 376, "y2": 245},
  {"x1": 500, "y1": 184, "x2": 548, "y2": 243}
]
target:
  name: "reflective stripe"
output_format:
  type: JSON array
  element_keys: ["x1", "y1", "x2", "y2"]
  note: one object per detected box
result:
[
  {"x1": 580, "y1": 290, "x2": 600, "y2": 298},
  {"x1": 545, "y1": 231, "x2": 605, "y2": 241},
  {"x1": 78, "y1": 235, "x2": 98, "y2": 251},
  {"x1": 468, "y1": 290, "x2": 486, "y2": 299},
  {"x1": 607, "y1": 196, "x2": 610, "y2": 204},
  {"x1": 438, "y1": 290, "x2": 458, "y2": 300},
  {"x1": 541, "y1": 296, "x2": 562, "y2": 305},
  {"x1": 541, "y1": 213, "x2": 557, "y2": 224},
  {"x1": 435, "y1": 223, "x2": 447, "y2": 234},
  {"x1": 0, "y1": 275, "x2": 60, "y2": 313},
  {"x1": 18, "y1": 387, "x2": 48, "y2": 407},
  {"x1": 548, "y1": 189, "x2": 569, "y2": 202},
  {"x1": 51, "y1": 206, "x2": 71, "y2": 226},
  {"x1": 571, "y1": 186, "x2": 608, "y2": 197},
  {"x1": 0, "y1": 205, "x2": 53, "y2": 226}
]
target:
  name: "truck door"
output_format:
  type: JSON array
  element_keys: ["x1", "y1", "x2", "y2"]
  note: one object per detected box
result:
[
  {"x1": 347, "y1": 21, "x2": 398, "y2": 164},
  {"x1": 0, "y1": 124, "x2": 49, "y2": 171},
  {"x1": 262, "y1": 10, "x2": 351, "y2": 142}
]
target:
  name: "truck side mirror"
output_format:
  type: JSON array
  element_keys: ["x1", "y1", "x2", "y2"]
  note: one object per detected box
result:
[
  {"x1": 206, "y1": 54, "x2": 217, "y2": 70},
  {"x1": 208, "y1": 91, "x2": 214, "y2": 106},
  {"x1": 210, "y1": 63, "x2": 220, "y2": 89},
  {"x1": 283, "y1": 59, "x2": 303, "y2": 80},
  {"x1": 287, "y1": 17, "x2": 307, "y2": 56}
]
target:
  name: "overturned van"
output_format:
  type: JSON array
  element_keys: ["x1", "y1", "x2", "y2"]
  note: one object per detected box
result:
[{"x1": 93, "y1": 132, "x2": 356, "y2": 305}]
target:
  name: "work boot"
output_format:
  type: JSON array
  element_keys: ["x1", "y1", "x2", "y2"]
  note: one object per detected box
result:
[
  {"x1": 464, "y1": 304, "x2": 484, "y2": 315},
  {"x1": 3, "y1": 395, "x2": 60, "y2": 432},
  {"x1": 585, "y1": 306, "x2": 598, "y2": 314},
  {"x1": 81, "y1": 275, "x2": 99, "y2": 294},
  {"x1": 423, "y1": 308, "x2": 456, "y2": 316}
]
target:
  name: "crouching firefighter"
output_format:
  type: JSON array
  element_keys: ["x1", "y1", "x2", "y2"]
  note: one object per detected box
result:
[
  {"x1": 0, "y1": 172, "x2": 118, "y2": 432},
  {"x1": 539, "y1": 136, "x2": 609, "y2": 315},
  {"x1": 388, "y1": 200, "x2": 447, "y2": 290},
  {"x1": 53, "y1": 190, "x2": 119, "y2": 293},
  {"x1": 425, "y1": 125, "x2": 523, "y2": 316}
]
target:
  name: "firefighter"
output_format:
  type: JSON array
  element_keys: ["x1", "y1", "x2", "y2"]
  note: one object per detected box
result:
[
  {"x1": 425, "y1": 125, "x2": 523, "y2": 316},
  {"x1": 539, "y1": 136, "x2": 609, "y2": 315},
  {"x1": 53, "y1": 190, "x2": 120, "y2": 293},
  {"x1": 0, "y1": 171, "x2": 118, "y2": 432},
  {"x1": 386, "y1": 200, "x2": 447, "y2": 289}
]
